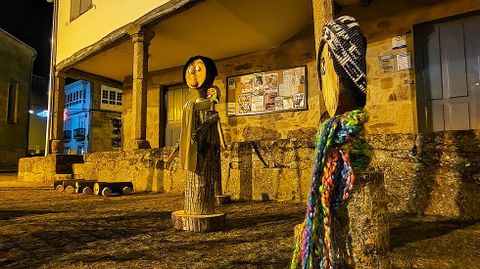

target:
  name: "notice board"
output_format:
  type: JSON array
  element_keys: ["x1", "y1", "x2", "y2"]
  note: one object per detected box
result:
[{"x1": 226, "y1": 66, "x2": 307, "y2": 116}]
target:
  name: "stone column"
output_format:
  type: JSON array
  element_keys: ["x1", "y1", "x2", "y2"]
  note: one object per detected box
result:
[
  {"x1": 312, "y1": 0, "x2": 334, "y2": 56},
  {"x1": 128, "y1": 26, "x2": 155, "y2": 150},
  {"x1": 50, "y1": 71, "x2": 66, "y2": 154}
]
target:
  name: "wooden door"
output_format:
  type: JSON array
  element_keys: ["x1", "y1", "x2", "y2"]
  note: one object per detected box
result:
[
  {"x1": 164, "y1": 85, "x2": 197, "y2": 146},
  {"x1": 415, "y1": 14, "x2": 480, "y2": 132}
]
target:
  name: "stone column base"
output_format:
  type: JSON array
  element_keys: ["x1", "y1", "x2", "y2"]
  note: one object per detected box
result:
[
  {"x1": 215, "y1": 195, "x2": 231, "y2": 205},
  {"x1": 50, "y1": 139, "x2": 64, "y2": 154},
  {"x1": 130, "y1": 139, "x2": 151, "y2": 150},
  {"x1": 171, "y1": 210, "x2": 225, "y2": 232}
]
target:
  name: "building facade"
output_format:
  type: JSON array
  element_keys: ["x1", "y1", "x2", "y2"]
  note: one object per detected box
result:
[
  {"x1": 19, "y1": 0, "x2": 480, "y2": 219},
  {"x1": 0, "y1": 28, "x2": 36, "y2": 168},
  {"x1": 63, "y1": 80, "x2": 122, "y2": 154},
  {"x1": 28, "y1": 75, "x2": 49, "y2": 156}
]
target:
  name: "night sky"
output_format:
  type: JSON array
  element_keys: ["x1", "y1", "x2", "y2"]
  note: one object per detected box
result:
[{"x1": 0, "y1": 0, "x2": 53, "y2": 77}]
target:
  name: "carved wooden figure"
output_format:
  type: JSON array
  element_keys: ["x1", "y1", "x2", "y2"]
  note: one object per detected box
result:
[
  {"x1": 291, "y1": 16, "x2": 388, "y2": 269},
  {"x1": 171, "y1": 56, "x2": 226, "y2": 232},
  {"x1": 318, "y1": 16, "x2": 367, "y2": 117}
]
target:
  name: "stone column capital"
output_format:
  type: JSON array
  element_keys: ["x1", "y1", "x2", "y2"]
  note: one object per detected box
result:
[
  {"x1": 128, "y1": 25, "x2": 155, "y2": 44},
  {"x1": 55, "y1": 70, "x2": 67, "y2": 79}
]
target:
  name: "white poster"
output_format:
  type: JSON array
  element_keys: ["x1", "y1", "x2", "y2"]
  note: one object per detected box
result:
[
  {"x1": 227, "y1": 102, "x2": 236, "y2": 115},
  {"x1": 251, "y1": 96, "x2": 265, "y2": 112},
  {"x1": 392, "y1": 36, "x2": 407, "y2": 50},
  {"x1": 397, "y1": 53, "x2": 411, "y2": 70}
]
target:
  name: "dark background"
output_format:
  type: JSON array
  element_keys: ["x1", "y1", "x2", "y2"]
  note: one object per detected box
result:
[
  {"x1": 0, "y1": 0, "x2": 53, "y2": 104},
  {"x1": 0, "y1": 0, "x2": 53, "y2": 78}
]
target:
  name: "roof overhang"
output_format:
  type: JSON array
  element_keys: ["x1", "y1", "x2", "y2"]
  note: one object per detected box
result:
[{"x1": 62, "y1": 0, "x2": 314, "y2": 82}]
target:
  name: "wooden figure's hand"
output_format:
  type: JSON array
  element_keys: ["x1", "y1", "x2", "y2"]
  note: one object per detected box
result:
[{"x1": 191, "y1": 113, "x2": 219, "y2": 143}]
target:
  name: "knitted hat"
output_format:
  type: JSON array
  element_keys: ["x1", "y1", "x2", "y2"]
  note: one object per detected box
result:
[{"x1": 319, "y1": 16, "x2": 367, "y2": 106}]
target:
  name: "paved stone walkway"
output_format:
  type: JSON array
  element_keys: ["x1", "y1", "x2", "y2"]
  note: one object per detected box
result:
[{"x1": 0, "y1": 180, "x2": 478, "y2": 268}]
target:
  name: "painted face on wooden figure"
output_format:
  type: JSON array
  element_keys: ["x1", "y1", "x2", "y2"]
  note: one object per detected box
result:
[
  {"x1": 320, "y1": 45, "x2": 340, "y2": 117},
  {"x1": 183, "y1": 56, "x2": 218, "y2": 90},
  {"x1": 207, "y1": 86, "x2": 220, "y2": 104}
]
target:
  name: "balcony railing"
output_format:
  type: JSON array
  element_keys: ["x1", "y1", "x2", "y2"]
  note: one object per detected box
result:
[{"x1": 74, "y1": 128, "x2": 86, "y2": 141}]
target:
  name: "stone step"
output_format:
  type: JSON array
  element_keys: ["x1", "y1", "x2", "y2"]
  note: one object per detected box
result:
[
  {"x1": 55, "y1": 174, "x2": 72, "y2": 180},
  {"x1": 72, "y1": 163, "x2": 85, "y2": 177}
]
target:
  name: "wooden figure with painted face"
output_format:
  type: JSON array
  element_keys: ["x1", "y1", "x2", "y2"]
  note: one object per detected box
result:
[
  {"x1": 183, "y1": 56, "x2": 218, "y2": 96},
  {"x1": 171, "y1": 56, "x2": 226, "y2": 232},
  {"x1": 319, "y1": 45, "x2": 358, "y2": 117},
  {"x1": 318, "y1": 16, "x2": 367, "y2": 118}
]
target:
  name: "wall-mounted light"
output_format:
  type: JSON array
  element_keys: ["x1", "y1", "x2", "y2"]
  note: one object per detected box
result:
[
  {"x1": 28, "y1": 110, "x2": 34, "y2": 114},
  {"x1": 36, "y1": 110, "x2": 49, "y2": 118}
]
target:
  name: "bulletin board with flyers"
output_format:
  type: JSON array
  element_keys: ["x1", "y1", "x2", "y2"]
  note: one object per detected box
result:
[{"x1": 226, "y1": 66, "x2": 307, "y2": 116}]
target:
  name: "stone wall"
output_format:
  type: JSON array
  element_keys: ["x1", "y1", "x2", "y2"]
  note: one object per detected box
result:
[
  {"x1": 219, "y1": 130, "x2": 480, "y2": 219},
  {"x1": 82, "y1": 149, "x2": 165, "y2": 192},
  {"x1": 18, "y1": 155, "x2": 84, "y2": 183},
  {"x1": 343, "y1": 0, "x2": 480, "y2": 134},
  {"x1": 369, "y1": 130, "x2": 480, "y2": 219},
  {"x1": 76, "y1": 128, "x2": 480, "y2": 220},
  {"x1": 89, "y1": 110, "x2": 122, "y2": 153},
  {"x1": 0, "y1": 29, "x2": 36, "y2": 167}
]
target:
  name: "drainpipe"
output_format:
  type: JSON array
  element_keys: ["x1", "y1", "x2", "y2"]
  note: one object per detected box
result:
[{"x1": 45, "y1": 0, "x2": 59, "y2": 156}]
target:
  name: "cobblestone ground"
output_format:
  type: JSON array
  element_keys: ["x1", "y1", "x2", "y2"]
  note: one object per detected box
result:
[{"x1": 0, "y1": 174, "x2": 479, "y2": 269}]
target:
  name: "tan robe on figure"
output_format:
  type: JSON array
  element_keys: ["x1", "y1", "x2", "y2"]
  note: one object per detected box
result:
[{"x1": 179, "y1": 100, "x2": 197, "y2": 172}]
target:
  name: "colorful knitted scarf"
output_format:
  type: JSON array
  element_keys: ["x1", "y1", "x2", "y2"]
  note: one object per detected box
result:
[{"x1": 291, "y1": 109, "x2": 368, "y2": 269}]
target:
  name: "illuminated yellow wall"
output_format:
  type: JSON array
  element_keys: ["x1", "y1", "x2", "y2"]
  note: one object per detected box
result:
[
  {"x1": 343, "y1": 0, "x2": 480, "y2": 134},
  {"x1": 56, "y1": 0, "x2": 170, "y2": 64}
]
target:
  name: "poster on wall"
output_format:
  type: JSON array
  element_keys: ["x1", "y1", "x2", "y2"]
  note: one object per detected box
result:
[
  {"x1": 226, "y1": 66, "x2": 307, "y2": 116},
  {"x1": 396, "y1": 53, "x2": 412, "y2": 70}
]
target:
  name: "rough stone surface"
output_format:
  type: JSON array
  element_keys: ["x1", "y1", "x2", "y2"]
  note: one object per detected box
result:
[
  {"x1": 18, "y1": 155, "x2": 83, "y2": 183},
  {"x1": 338, "y1": 172, "x2": 390, "y2": 268},
  {"x1": 218, "y1": 129, "x2": 480, "y2": 220},
  {"x1": 242, "y1": 126, "x2": 281, "y2": 141},
  {"x1": 0, "y1": 180, "x2": 478, "y2": 268},
  {"x1": 0, "y1": 29, "x2": 35, "y2": 167},
  {"x1": 368, "y1": 130, "x2": 480, "y2": 219},
  {"x1": 83, "y1": 149, "x2": 164, "y2": 192},
  {"x1": 21, "y1": 129, "x2": 480, "y2": 221},
  {"x1": 88, "y1": 109, "x2": 122, "y2": 153}
]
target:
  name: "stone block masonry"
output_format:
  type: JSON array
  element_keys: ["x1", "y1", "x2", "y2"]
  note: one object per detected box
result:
[
  {"x1": 82, "y1": 149, "x2": 165, "y2": 192},
  {"x1": 18, "y1": 155, "x2": 83, "y2": 183},
  {"x1": 369, "y1": 130, "x2": 480, "y2": 219},
  {"x1": 220, "y1": 129, "x2": 480, "y2": 219},
  {"x1": 18, "y1": 130, "x2": 479, "y2": 220}
]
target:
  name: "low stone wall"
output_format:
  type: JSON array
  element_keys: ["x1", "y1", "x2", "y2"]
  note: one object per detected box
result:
[
  {"x1": 18, "y1": 155, "x2": 84, "y2": 183},
  {"x1": 221, "y1": 130, "x2": 480, "y2": 219},
  {"x1": 369, "y1": 130, "x2": 480, "y2": 219},
  {"x1": 23, "y1": 130, "x2": 478, "y2": 220},
  {"x1": 18, "y1": 156, "x2": 56, "y2": 183},
  {"x1": 83, "y1": 149, "x2": 165, "y2": 192}
]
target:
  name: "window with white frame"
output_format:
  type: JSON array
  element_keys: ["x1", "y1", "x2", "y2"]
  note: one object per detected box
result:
[
  {"x1": 100, "y1": 85, "x2": 122, "y2": 111},
  {"x1": 65, "y1": 89, "x2": 86, "y2": 107}
]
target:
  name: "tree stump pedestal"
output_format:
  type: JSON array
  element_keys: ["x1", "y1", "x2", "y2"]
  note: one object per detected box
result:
[
  {"x1": 294, "y1": 171, "x2": 390, "y2": 268},
  {"x1": 171, "y1": 210, "x2": 225, "y2": 232},
  {"x1": 172, "y1": 170, "x2": 226, "y2": 232}
]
